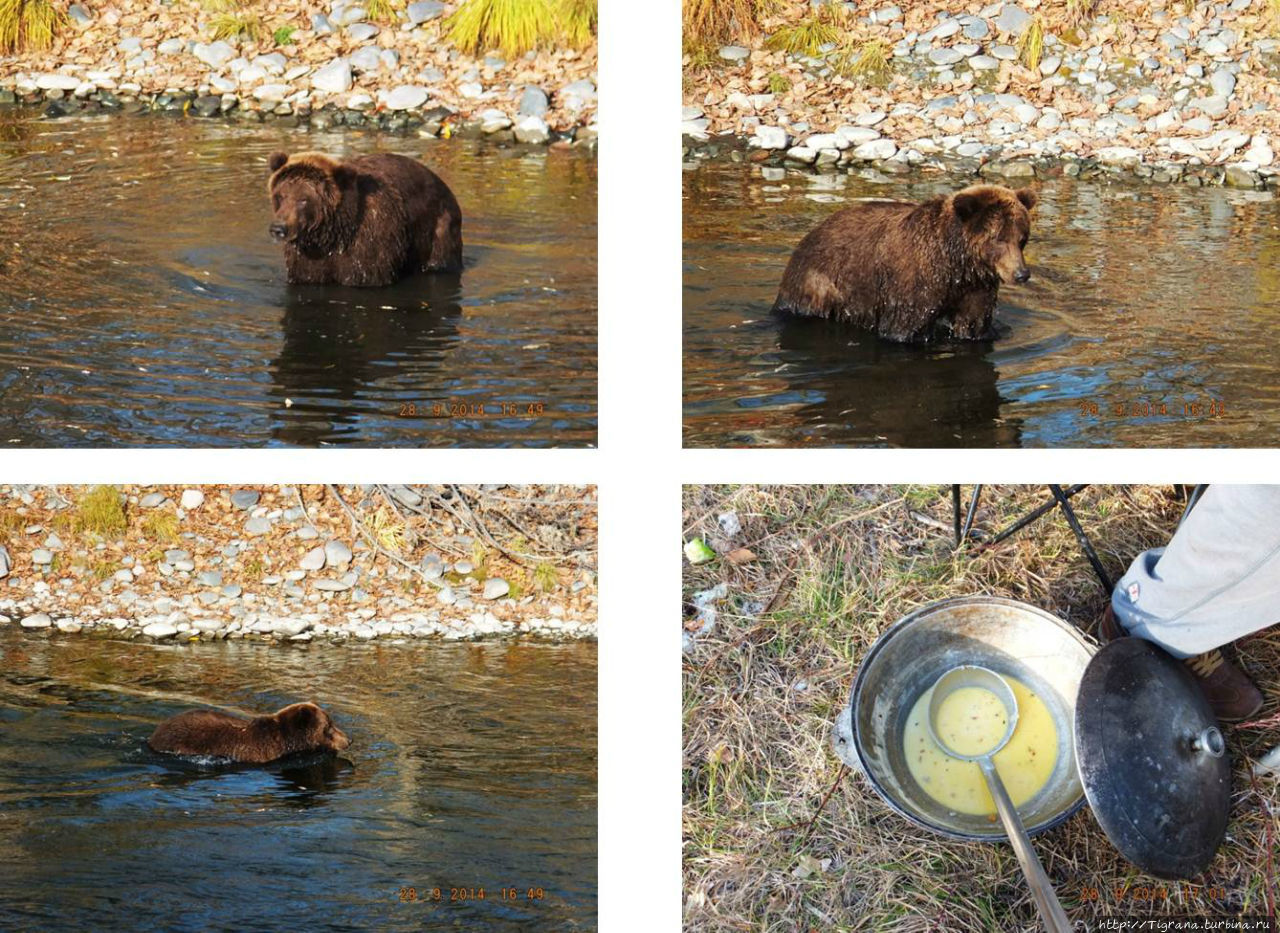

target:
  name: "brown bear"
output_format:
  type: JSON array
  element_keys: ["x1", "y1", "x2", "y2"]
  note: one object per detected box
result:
[
  {"x1": 773, "y1": 185, "x2": 1037, "y2": 343},
  {"x1": 147, "y1": 701, "x2": 350, "y2": 764},
  {"x1": 266, "y1": 150, "x2": 462, "y2": 286}
]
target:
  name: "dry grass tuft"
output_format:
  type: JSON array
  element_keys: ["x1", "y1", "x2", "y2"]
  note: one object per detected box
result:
[
  {"x1": 683, "y1": 485, "x2": 1280, "y2": 931},
  {"x1": 764, "y1": 2, "x2": 845, "y2": 58},
  {"x1": 1019, "y1": 14, "x2": 1046, "y2": 71},
  {"x1": 684, "y1": 0, "x2": 766, "y2": 54},
  {"x1": 0, "y1": 0, "x2": 65, "y2": 54},
  {"x1": 445, "y1": 0, "x2": 596, "y2": 57}
]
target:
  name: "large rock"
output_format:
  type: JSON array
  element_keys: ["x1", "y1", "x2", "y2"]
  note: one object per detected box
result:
[
  {"x1": 253, "y1": 84, "x2": 292, "y2": 102},
  {"x1": 994, "y1": 4, "x2": 1032, "y2": 35},
  {"x1": 483, "y1": 578, "x2": 510, "y2": 600},
  {"x1": 559, "y1": 79, "x2": 596, "y2": 110},
  {"x1": 142, "y1": 622, "x2": 178, "y2": 639},
  {"x1": 324, "y1": 539, "x2": 353, "y2": 567},
  {"x1": 347, "y1": 23, "x2": 379, "y2": 42},
  {"x1": 385, "y1": 85, "x2": 428, "y2": 110},
  {"x1": 853, "y1": 138, "x2": 898, "y2": 160},
  {"x1": 35, "y1": 74, "x2": 82, "y2": 91},
  {"x1": 750, "y1": 125, "x2": 789, "y2": 150},
  {"x1": 300, "y1": 547, "x2": 327, "y2": 571},
  {"x1": 193, "y1": 41, "x2": 235, "y2": 69},
  {"x1": 312, "y1": 58, "x2": 353, "y2": 93},
  {"x1": 230, "y1": 490, "x2": 260, "y2": 510},
  {"x1": 20, "y1": 613, "x2": 52, "y2": 629},
  {"x1": 408, "y1": 1, "x2": 445, "y2": 23},
  {"x1": 514, "y1": 115, "x2": 550, "y2": 144},
  {"x1": 349, "y1": 46, "x2": 382, "y2": 73},
  {"x1": 181, "y1": 489, "x2": 205, "y2": 509},
  {"x1": 519, "y1": 85, "x2": 549, "y2": 117}
]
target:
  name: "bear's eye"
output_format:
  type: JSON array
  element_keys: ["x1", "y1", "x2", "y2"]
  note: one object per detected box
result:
[
  {"x1": 1019, "y1": 235, "x2": 1028, "y2": 249},
  {"x1": 273, "y1": 195, "x2": 281, "y2": 209}
]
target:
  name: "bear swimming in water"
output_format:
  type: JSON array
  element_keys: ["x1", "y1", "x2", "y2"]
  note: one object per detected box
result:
[{"x1": 147, "y1": 701, "x2": 350, "y2": 763}]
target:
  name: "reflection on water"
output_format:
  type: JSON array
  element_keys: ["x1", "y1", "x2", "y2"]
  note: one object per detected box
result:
[
  {"x1": 683, "y1": 160, "x2": 1280, "y2": 447},
  {"x1": 0, "y1": 628, "x2": 597, "y2": 930},
  {"x1": 0, "y1": 111, "x2": 597, "y2": 447}
]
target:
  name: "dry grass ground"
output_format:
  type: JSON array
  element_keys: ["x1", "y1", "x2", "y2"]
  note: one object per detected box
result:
[{"x1": 683, "y1": 485, "x2": 1280, "y2": 932}]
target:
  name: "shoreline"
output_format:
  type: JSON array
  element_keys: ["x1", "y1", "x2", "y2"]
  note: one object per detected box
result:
[
  {"x1": 0, "y1": 87, "x2": 598, "y2": 148},
  {"x1": 1, "y1": 1, "x2": 596, "y2": 146},
  {"x1": 680, "y1": 126, "x2": 1280, "y2": 188},
  {"x1": 682, "y1": 126, "x2": 1279, "y2": 189}
]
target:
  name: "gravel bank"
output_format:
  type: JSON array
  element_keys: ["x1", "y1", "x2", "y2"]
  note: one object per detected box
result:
[
  {"x1": 1, "y1": 1, "x2": 597, "y2": 146},
  {"x1": 0, "y1": 484, "x2": 597, "y2": 645},
  {"x1": 684, "y1": 0, "x2": 1280, "y2": 187}
]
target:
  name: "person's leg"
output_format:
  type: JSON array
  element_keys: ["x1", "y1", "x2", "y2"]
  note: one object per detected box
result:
[{"x1": 1111, "y1": 485, "x2": 1280, "y2": 657}]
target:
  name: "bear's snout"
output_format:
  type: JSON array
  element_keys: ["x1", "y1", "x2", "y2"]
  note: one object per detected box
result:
[
  {"x1": 1014, "y1": 267, "x2": 1030, "y2": 284},
  {"x1": 269, "y1": 222, "x2": 289, "y2": 242},
  {"x1": 330, "y1": 726, "x2": 351, "y2": 750}
]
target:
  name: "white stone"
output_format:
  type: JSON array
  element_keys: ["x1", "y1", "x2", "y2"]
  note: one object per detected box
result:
[
  {"x1": 853, "y1": 138, "x2": 898, "y2": 160},
  {"x1": 193, "y1": 41, "x2": 235, "y2": 69},
  {"x1": 384, "y1": 85, "x2": 428, "y2": 110},
  {"x1": 312, "y1": 58, "x2": 353, "y2": 94},
  {"x1": 35, "y1": 73, "x2": 82, "y2": 91},
  {"x1": 20, "y1": 613, "x2": 52, "y2": 629},
  {"x1": 514, "y1": 115, "x2": 550, "y2": 144},
  {"x1": 142, "y1": 622, "x2": 179, "y2": 639},
  {"x1": 180, "y1": 489, "x2": 204, "y2": 510},
  {"x1": 750, "y1": 125, "x2": 789, "y2": 150},
  {"x1": 1095, "y1": 146, "x2": 1141, "y2": 166}
]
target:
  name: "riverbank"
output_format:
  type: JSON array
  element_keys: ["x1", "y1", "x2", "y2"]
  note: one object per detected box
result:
[
  {"x1": 1, "y1": 1, "x2": 596, "y2": 145},
  {"x1": 0, "y1": 484, "x2": 597, "y2": 644},
  {"x1": 682, "y1": 0, "x2": 1280, "y2": 188}
]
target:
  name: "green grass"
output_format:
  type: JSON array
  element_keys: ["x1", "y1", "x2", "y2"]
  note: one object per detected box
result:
[
  {"x1": 365, "y1": 507, "x2": 406, "y2": 554},
  {"x1": 534, "y1": 562, "x2": 558, "y2": 593},
  {"x1": 766, "y1": 71, "x2": 790, "y2": 94},
  {"x1": 0, "y1": 0, "x2": 66, "y2": 54},
  {"x1": 241, "y1": 553, "x2": 266, "y2": 578},
  {"x1": 272, "y1": 25, "x2": 296, "y2": 46},
  {"x1": 445, "y1": 0, "x2": 596, "y2": 57}
]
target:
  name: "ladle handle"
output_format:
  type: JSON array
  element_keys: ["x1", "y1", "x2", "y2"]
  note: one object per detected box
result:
[{"x1": 980, "y1": 758, "x2": 1074, "y2": 933}]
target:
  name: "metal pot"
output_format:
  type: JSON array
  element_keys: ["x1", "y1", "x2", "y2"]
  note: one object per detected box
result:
[{"x1": 851, "y1": 596, "x2": 1095, "y2": 841}]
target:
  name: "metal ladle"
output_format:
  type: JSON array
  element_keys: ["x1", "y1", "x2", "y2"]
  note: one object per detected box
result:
[{"x1": 927, "y1": 666, "x2": 1073, "y2": 933}]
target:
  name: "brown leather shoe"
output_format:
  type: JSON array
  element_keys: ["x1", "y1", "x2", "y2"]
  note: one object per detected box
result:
[
  {"x1": 1184, "y1": 649, "x2": 1264, "y2": 722},
  {"x1": 1098, "y1": 604, "x2": 1124, "y2": 642}
]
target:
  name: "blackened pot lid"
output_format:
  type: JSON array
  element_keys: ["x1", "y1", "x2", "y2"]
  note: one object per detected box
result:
[{"x1": 1074, "y1": 637, "x2": 1230, "y2": 880}]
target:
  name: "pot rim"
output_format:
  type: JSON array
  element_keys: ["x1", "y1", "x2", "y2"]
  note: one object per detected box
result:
[{"x1": 850, "y1": 594, "x2": 1095, "y2": 842}]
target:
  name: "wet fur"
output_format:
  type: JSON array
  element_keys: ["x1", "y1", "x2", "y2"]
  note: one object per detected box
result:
[
  {"x1": 147, "y1": 701, "x2": 351, "y2": 764},
  {"x1": 774, "y1": 185, "x2": 1036, "y2": 343},
  {"x1": 267, "y1": 151, "x2": 463, "y2": 287}
]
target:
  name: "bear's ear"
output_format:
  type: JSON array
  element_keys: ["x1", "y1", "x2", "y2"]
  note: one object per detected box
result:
[
  {"x1": 268, "y1": 151, "x2": 289, "y2": 172},
  {"x1": 951, "y1": 190, "x2": 991, "y2": 226},
  {"x1": 1015, "y1": 188, "x2": 1038, "y2": 211},
  {"x1": 332, "y1": 163, "x2": 358, "y2": 190}
]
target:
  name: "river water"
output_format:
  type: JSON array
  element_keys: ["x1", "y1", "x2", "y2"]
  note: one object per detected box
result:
[
  {"x1": 0, "y1": 111, "x2": 597, "y2": 447},
  {"x1": 684, "y1": 160, "x2": 1280, "y2": 447},
  {"x1": 0, "y1": 627, "x2": 597, "y2": 930}
]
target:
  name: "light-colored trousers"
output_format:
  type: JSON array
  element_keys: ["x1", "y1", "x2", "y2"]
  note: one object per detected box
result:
[{"x1": 1112, "y1": 485, "x2": 1280, "y2": 658}]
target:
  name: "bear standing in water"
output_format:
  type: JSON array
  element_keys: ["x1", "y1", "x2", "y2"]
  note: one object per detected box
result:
[
  {"x1": 266, "y1": 151, "x2": 463, "y2": 286},
  {"x1": 148, "y1": 701, "x2": 350, "y2": 763},
  {"x1": 774, "y1": 184, "x2": 1037, "y2": 343}
]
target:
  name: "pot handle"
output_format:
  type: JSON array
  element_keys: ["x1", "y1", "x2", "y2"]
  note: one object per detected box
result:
[{"x1": 980, "y1": 757, "x2": 1074, "y2": 933}]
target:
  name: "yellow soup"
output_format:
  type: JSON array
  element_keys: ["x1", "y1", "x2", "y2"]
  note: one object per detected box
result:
[{"x1": 902, "y1": 676, "x2": 1058, "y2": 817}]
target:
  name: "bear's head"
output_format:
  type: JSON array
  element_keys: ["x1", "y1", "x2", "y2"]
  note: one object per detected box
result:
[
  {"x1": 266, "y1": 152, "x2": 358, "y2": 246},
  {"x1": 273, "y1": 701, "x2": 351, "y2": 754},
  {"x1": 949, "y1": 185, "x2": 1037, "y2": 285}
]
